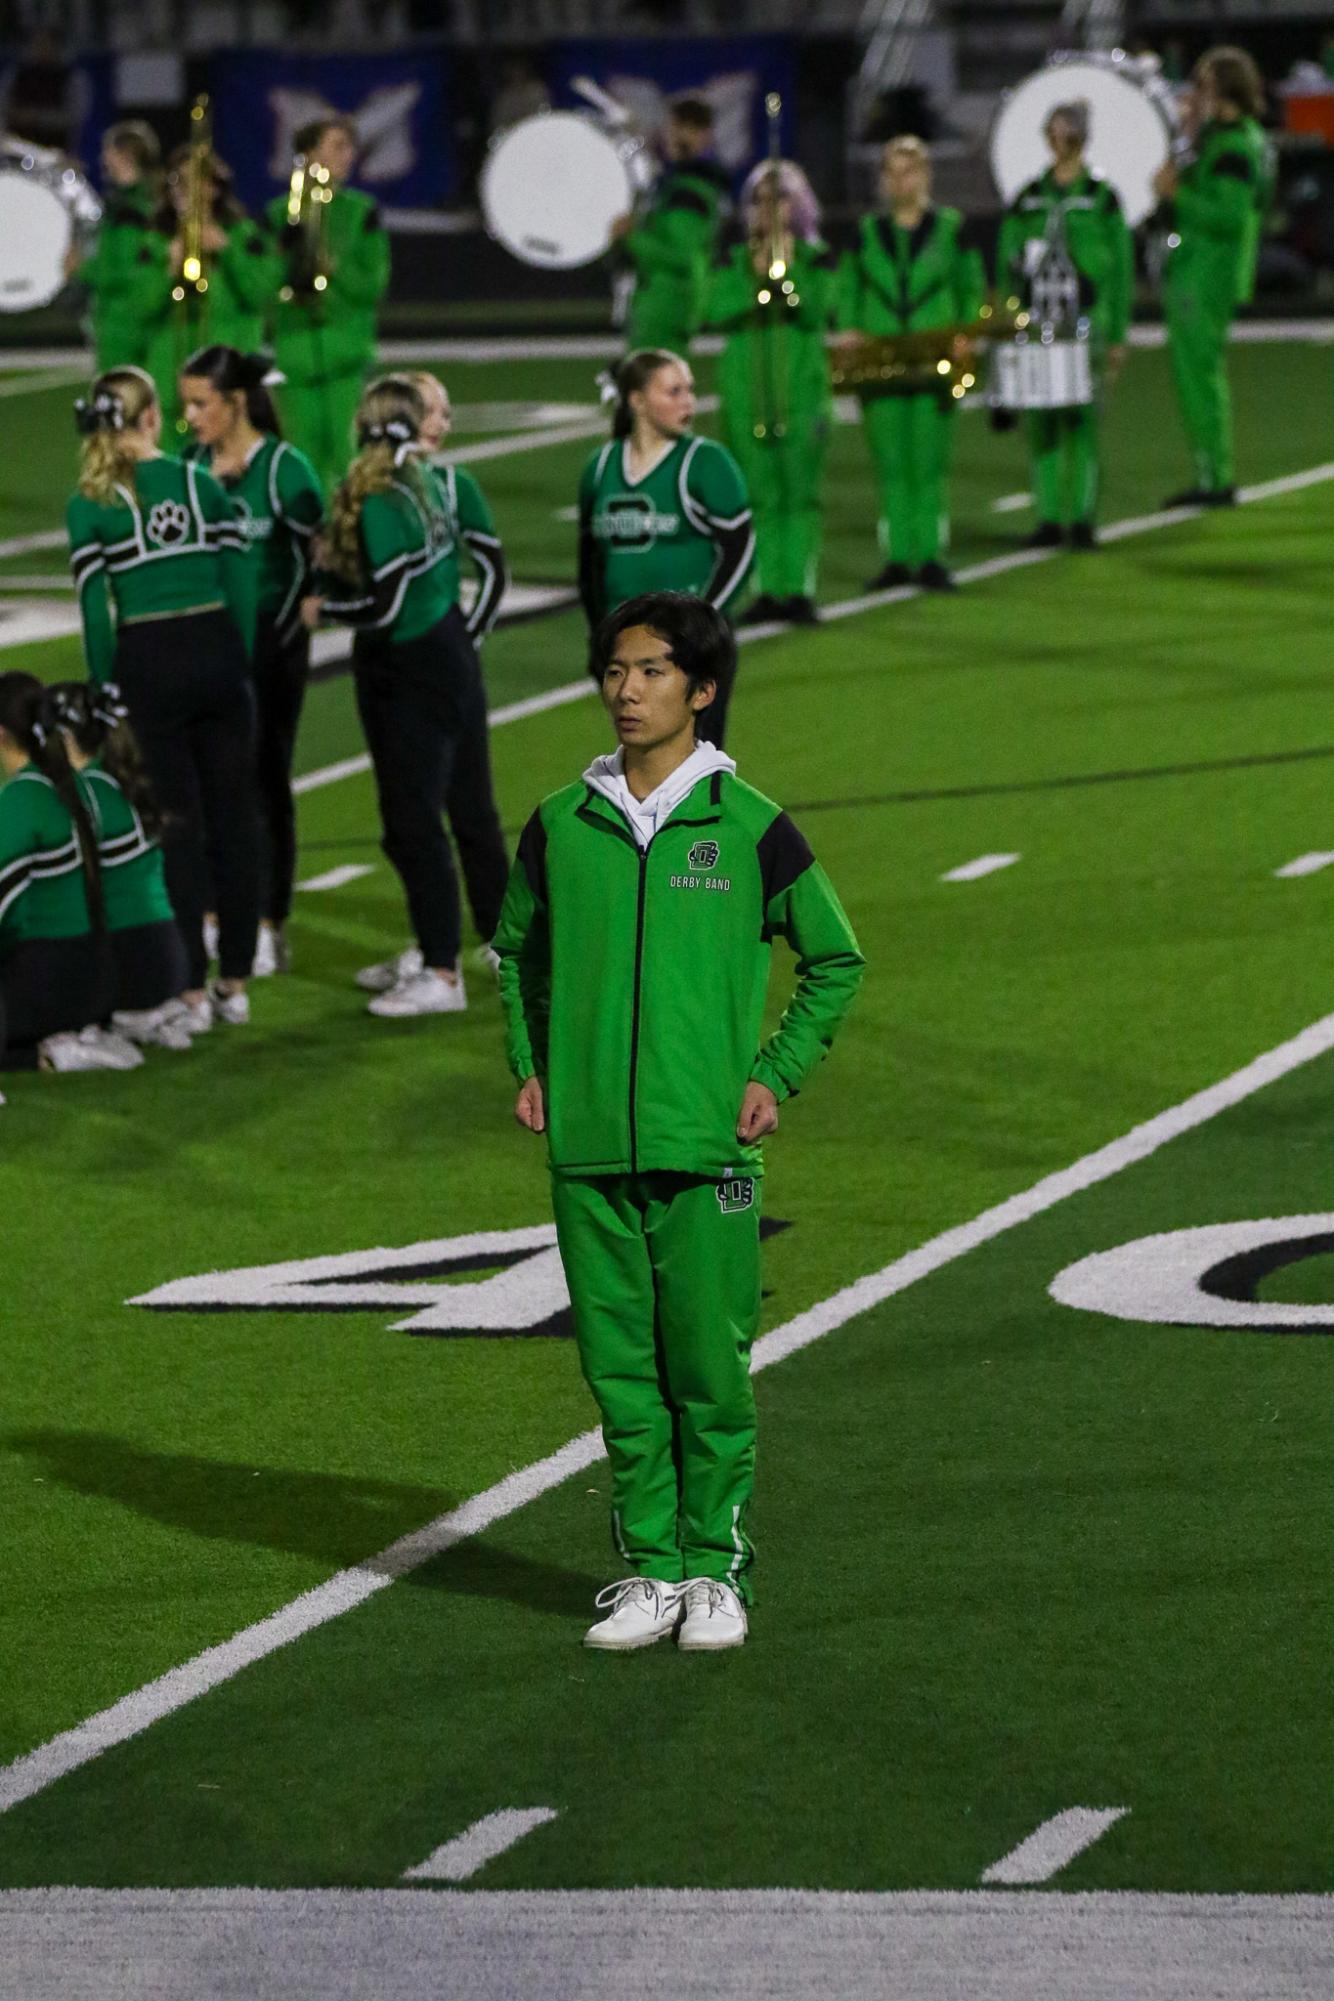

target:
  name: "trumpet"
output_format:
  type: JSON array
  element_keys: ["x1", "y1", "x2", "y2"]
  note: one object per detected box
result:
[
  {"x1": 172, "y1": 94, "x2": 211, "y2": 303},
  {"x1": 831, "y1": 299, "x2": 1029, "y2": 399},
  {"x1": 280, "y1": 151, "x2": 333, "y2": 302}
]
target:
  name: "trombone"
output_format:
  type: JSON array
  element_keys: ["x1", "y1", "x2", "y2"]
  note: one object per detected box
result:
[
  {"x1": 279, "y1": 152, "x2": 333, "y2": 303},
  {"x1": 171, "y1": 94, "x2": 212, "y2": 304},
  {"x1": 751, "y1": 91, "x2": 794, "y2": 442}
]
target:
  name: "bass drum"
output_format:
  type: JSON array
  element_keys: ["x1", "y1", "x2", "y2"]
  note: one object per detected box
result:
[
  {"x1": 480, "y1": 111, "x2": 653, "y2": 270},
  {"x1": 0, "y1": 141, "x2": 101, "y2": 312},
  {"x1": 990, "y1": 52, "x2": 1177, "y2": 230}
]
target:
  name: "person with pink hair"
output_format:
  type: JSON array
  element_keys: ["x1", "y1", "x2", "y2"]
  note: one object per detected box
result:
[{"x1": 702, "y1": 159, "x2": 836, "y2": 626}]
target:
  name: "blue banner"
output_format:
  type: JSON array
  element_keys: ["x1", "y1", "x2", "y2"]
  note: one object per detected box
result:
[
  {"x1": 210, "y1": 51, "x2": 455, "y2": 212},
  {"x1": 547, "y1": 37, "x2": 796, "y2": 180}
]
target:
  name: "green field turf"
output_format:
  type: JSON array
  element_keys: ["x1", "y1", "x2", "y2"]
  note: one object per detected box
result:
[{"x1": 0, "y1": 341, "x2": 1332, "y2": 1911}]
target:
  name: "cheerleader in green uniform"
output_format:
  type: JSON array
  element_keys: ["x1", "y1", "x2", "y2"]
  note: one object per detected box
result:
[
  {"x1": 127, "y1": 142, "x2": 272, "y2": 435},
  {"x1": 703, "y1": 161, "x2": 836, "y2": 626},
  {"x1": 182, "y1": 345, "x2": 324, "y2": 975},
  {"x1": 836, "y1": 136, "x2": 986, "y2": 590}
]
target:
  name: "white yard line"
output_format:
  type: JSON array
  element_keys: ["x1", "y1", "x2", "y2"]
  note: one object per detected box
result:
[
  {"x1": 285, "y1": 457, "x2": 1334, "y2": 800},
  {"x1": 0, "y1": 365, "x2": 83, "y2": 399},
  {"x1": 1275, "y1": 852, "x2": 1334, "y2": 879},
  {"x1": 4, "y1": 1008, "x2": 1334, "y2": 1815},
  {"x1": 940, "y1": 853, "x2": 1022, "y2": 882},
  {"x1": 0, "y1": 527, "x2": 65, "y2": 560},
  {"x1": 296, "y1": 864, "x2": 375, "y2": 893},
  {"x1": 981, "y1": 1808, "x2": 1130, "y2": 1885},
  {"x1": 402, "y1": 1809, "x2": 559, "y2": 1883},
  {"x1": 990, "y1": 492, "x2": 1031, "y2": 513},
  {"x1": 0, "y1": 1889, "x2": 1332, "y2": 2001}
]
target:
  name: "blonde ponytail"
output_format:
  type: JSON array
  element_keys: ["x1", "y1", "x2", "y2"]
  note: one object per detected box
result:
[
  {"x1": 75, "y1": 366, "x2": 158, "y2": 506},
  {"x1": 326, "y1": 374, "x2": 427, "y2": 582}
]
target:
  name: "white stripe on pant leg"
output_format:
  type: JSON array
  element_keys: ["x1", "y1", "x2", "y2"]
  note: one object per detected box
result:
[{"x1": 728, "y1": 1504, "x2": 745, "y2": 1585}]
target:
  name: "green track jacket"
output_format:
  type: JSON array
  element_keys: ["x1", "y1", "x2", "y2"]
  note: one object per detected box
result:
[
  {"x1": 997, "y1": 168, "x2": 1133, "y2": 345},
  {"x1": 1164, "y1": 117, "x2": 1271, "y2": 309},
  {"x1": 263, "y1": 186, "x2": 390, "y2": 385},
  {"x1": 494, "y1": 767, "x2": 864, "y2": 1178},
  {"x1": 837, "y1": 207, "x2": 985, "y2": 341}
]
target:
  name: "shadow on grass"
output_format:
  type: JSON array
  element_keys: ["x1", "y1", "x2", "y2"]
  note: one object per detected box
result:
[{"x1": 5, "y1": 1429, "x2": 596, "y2": 1617}]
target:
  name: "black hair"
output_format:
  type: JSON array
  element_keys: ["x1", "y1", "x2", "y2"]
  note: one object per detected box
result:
[
  {"x1": 669, "y1": 97, "x2": 714, "y2": 132},
  {"x1": 180, "y1": 345, "x2": 282, "y2": 437},
  {"x1": 0, "y1": 672, "x2": 103, "y2": 927},
  {"x1": 155, "y1": 142, "x2": 244, "y2": 230},
  {"x1": 49, "y1": 681, "x2": 168, "y2": 843},
  {"x1": 610, "y1": 347, "x2": 687, "y2": 440},
  {"x1": 588, "y1": 592, "x2": 735, "y2": 728},
  {"x1": 295, "y1": 114, "x2": 357, "y2": 157}
]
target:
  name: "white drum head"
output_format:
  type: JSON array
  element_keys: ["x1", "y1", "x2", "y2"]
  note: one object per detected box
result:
[
  {"x1": 481, "y1": 111, "x2": 638, "y2": 270},
  {"x1": 0, "y1": 170, "x2": 73, "y2": 312},
  {"x1": 990, "y1": 55, "x2": 1174, "y2": 229}
]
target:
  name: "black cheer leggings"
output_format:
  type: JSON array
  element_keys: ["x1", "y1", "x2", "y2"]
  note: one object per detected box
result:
[
  {"x1": 353, "y1": 609, "x2": 509, "y2": 971},
  {"x1": 0, "y1": 933, "x2": 114, "y2": 1069},
  {"x1": 251, "y1": 616, "x2": 310, "y2": 926},
  {"x1": 115, "y1": 609, "x2": 260, "y2": 989}
]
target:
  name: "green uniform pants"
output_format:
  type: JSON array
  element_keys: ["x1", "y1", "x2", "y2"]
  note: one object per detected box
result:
[
  {"x1": 862, "y1": 391, "x2": 956, "y2": 567},
  {"x1": 1025, "y1": 405, "x2": 1100, "y2": 527},
  {"x1": 278, "y1": 370, "x2": 367, "y2": 499},
  {"x1": 1164, "y1": 279, "x2": 1235, "y2": 493},
  {"x1": 551, "y1": 1169, "x2": 761, "y2": 1602},
  {"x1": 730, "y1": 421, "x2": 829, "y2": 600}
]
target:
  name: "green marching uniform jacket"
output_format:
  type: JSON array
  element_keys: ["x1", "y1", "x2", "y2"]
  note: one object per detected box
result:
[
  {"x1": 319, "y1": 462, "x2": 507, "y2": 644},
  {"x1": 576, "y1": 433, "x2": 754, "y2": 629},
  {"x1": 0, "y1": 766, "x2": 93, "y2": 952},
  {"x1": 263, "y1": 185, "x2": 390, "y2": 389},
  {"x1": 128, "y1": 212, "x2": 273, "y2": 421},
  {"x1": 705, "y1": 236, "x2": 837, "y2": 443},
  {"x1": 620, "y1": 158, "x2": 732, "y2": 354},
  {"x1": 493, "y1": 768, "x2": 865, "y2": 1178},
  {"x1": 188, "y1": 434, "x2": 324, "y2": 641},
  {"x1": 837, "y1": 207, "x2": 985, "y2": 360},
  {"x1": 1163, "y1": 117, "x2": 1271, "y2": 312},
  {"x1": 67, "y1": 455, "x2": 256, "y2": 683},
  {"x1": 996, "y1": 168, "x2": 1133, "y2": 348},
  {"x1": 79, "y1": 180, "x2": 157, "y2": 373},
  {"x1": 80, "y1": 760, "x2": 175, "y2": 930}
]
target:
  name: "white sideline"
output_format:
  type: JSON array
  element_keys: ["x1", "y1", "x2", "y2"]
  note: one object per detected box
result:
[
  {"x1": 981, "y1": 1808, "x2": 1130, "y2": 1885},
  {"x1": 4, "y1": 1008, "x2": 1334, "y2": 1816},
  {"x1": 940, "y1": 853, "x2": 1022, "y2": 882},
  {"x1": 1275, "y1": 852, "x2": 1334, "y2": 879},
  {"x1": 1, "y1": 1889, "x2": 1332, "y2": 2001},
  {"x1": 288, "y1": 459, "x2": 1334, "y2": 801},
  {"x1": 296, "y1": 864, "x2": 375, "y2": 893},
  {"x1": 402, "y1": 1808, "x2": 559, "y2": 1883}
]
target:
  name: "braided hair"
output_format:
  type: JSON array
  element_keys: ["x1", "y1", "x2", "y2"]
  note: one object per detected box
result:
[{"x1": 326, "y1": 374, "x2": 429, "y2": 582}]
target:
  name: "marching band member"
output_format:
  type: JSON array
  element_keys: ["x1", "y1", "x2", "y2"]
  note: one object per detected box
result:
[
  {"x1": 577, "y1": 349, "x2": 752, "y2": 745},
  {"x1": 66, "y1": 366, "x2": 259, "y2": 1028},
  {"x1": 996, "y1": 100, "x2": 1131, "y2": 549},
  {"x1": 703, "y1": 161, "x2": 836, "y2": 626},
  {"x1": 131, "y1": 141, "x2": 270, "y2": 431},
  {"x1": 73, "y1": 121, "x2": 160, "y2": 374},
  {"x1": 51, "y1": 681, "x2": 194, "y2": 1051},
  {"x1": 1154, "y1": 47, "x2": 1270, "y2": 507},
  {"x1": 305, "y1": 375, "x2": 509, "y2": 1019},
  {"x1": 181, "y1": 345, "x2": 324, "y2": 977},
  {"x1": 836, "y1": 136, "x2": 986, "y2": 591},
  {"x1": 609, "y1": 97, "x2": 731, "y2": 357},
  {"x1": 265, "y1": 115, "x2": 391, "y2": 498},
  {"x1": 0, "y1": 672, "x2": 121, "y2": 1074}
]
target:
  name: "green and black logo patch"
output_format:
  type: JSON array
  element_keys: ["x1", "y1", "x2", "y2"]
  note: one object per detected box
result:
[
  {"x1": 717, "y1": 1176, "x2": 756, "y2": 1214},
  {"x1": 688, "y1": 840, "x2": 720, "y2": 871}
]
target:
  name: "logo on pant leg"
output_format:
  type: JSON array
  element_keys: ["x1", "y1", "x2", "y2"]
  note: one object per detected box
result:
[{"x1": 717, "y1": 1176, "x2": 755, "y2": 1214}]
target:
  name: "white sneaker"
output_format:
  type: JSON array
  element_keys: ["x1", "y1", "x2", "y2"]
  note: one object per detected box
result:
[
  {"x1": 252, "y1": 924, "x2": 290, "y2": 978},
  {"x1": 677, "y1": 1578, "x2": 748, "y2": 1651},
  {"x1": 367, "y1": 968, "x2": 466, "y2": 1018},
  {"x1": 173, "y1": 996, "x2": 213, "y2": 1036},
  {"x1": 77, "y1": 1024, "x2": 144, "y2": 1070},
  {"x1": 40, "y1": 1030, "x2": 120, "y2": 1072},
  {"x1": 356, "y1": 945, "x2": 422, "y2": 993},
  {"x1": 112, "y1": 1005, "x2": 194, "y2": 1052},
  {"x1": 584, "y1": 1578, "x2": 685, "y2": 1651},
  {"x1": 203, "y1": 914, "x2": 219, "y2": 965},
  {"x1": 208, "y1": 981, "x2": 250, "y2": 1026}
]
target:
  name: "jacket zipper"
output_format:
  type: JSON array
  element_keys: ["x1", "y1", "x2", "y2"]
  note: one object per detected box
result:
[{"x1": 627, "y1": 843, "x2": 649, "y2": 1173}]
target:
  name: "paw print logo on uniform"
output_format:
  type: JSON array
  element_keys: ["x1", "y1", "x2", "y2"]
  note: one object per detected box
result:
[{"x1": 146, "y1": 499, "x2": 192, "y2": 548}]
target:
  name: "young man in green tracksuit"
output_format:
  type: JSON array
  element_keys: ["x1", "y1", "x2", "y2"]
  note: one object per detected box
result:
[
  {"x1": 609, "y1": 98, "x2": 731, "y2": 357},
  {"x1": 1153, "y1": 46, "x2": 1271, "y2": 506},
  {"x1": 837, "y1": 135, "x2": 986, "y2": 590},
  {"x1": 494, "y1": 592, "x2": 864, "y2": 1651},
  {"x1": 997, "y1": 102, "x2": 1132, "y2": 548},
  {"x1": 264, "y1": 116, "x2": 392, "y2": 496}
]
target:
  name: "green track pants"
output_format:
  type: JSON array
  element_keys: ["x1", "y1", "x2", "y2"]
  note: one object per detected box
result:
[
  {"x1": 729, "y1": 422, "x2": 829, "y2": 599},
  {"x1": 551, "y1": 1169, "x2": 762, "y2": 1602},
  {"x1": 1164, "y1": 280, "x2": 1235, "y2": 493},
  {"x1": 862, "y1": 391, "x2": 956, "y2": 567},
  {"x1": 1025, "y1": 405, "x2": 1100, "y2": 527},
  {"x1": 277, "y1": 371, "x2": 367, "y2": 499}
]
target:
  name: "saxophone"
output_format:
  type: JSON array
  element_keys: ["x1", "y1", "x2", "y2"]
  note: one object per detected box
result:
[{"x1": 830, "y1": 298, "x2": 1028, "y2": 399}]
